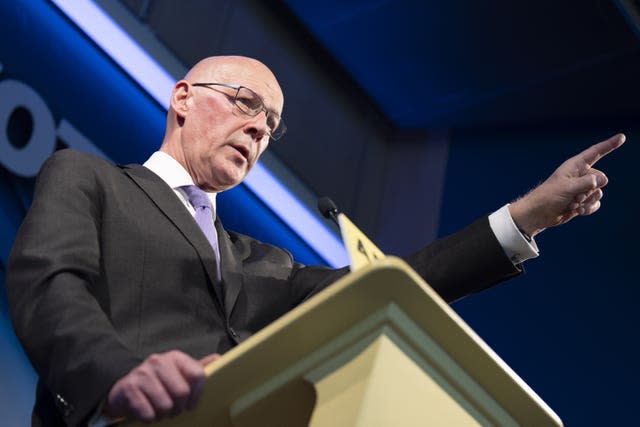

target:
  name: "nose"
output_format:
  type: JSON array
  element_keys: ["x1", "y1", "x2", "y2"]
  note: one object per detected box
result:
[{"x1": 243, "y1": 111, "x2": 269, "y2": 142}]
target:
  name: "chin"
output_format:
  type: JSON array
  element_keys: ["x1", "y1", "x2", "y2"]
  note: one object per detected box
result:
[
  {"x1": 213, "y1": 174, "x2": 245, "y2": 191},
  {"x1": 209, "y1": 162, "x2": 246, "y2": 188}
]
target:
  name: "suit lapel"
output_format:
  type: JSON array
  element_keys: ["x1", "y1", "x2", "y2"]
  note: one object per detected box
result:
[
  {"x1": 123, "y1": 164, "x2": 226, "y2": 308},
  {"x1": 216, "y1": 220, "x2": 244, "y2": 321}
]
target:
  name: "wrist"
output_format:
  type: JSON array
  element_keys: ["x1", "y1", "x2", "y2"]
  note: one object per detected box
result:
[{"x1": 508, "y1": 198, "x2": 545, "y2": 238}]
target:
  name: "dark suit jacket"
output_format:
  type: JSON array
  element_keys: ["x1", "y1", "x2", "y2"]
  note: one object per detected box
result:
[{"x1": 6, "y1": 149, "x2": 520, "y2": 426}]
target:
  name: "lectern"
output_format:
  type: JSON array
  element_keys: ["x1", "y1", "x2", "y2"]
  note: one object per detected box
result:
[{"x1": 123, "y1": 257, "x2": 562, "y2": 426}]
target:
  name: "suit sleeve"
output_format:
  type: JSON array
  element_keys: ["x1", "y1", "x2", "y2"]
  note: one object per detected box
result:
[
  {"x1": 6, "y1": 150, "x2": 143, "y2": 426},
  {"x1": 291, "y1": 215, "x2": 521, "y2": 304},
  {"x1": 403, "y1": 215, "x2": 522, "y2": 302}
]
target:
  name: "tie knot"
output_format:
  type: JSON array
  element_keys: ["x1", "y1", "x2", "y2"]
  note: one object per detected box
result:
[{"x1": 182, "y1": 185, "x2": 211, "y2": 210}]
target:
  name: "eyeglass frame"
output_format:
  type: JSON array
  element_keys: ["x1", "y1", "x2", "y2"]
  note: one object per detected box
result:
[{"x1": 190, "y1": 82, "x2": 287, "y2": 141}]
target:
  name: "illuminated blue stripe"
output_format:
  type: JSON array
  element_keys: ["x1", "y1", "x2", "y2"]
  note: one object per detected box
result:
[
  {"x1": 243, "y1": 164, "x2": 346, "y2": 265},
  {"x1": 51, "y1": 0, "x2": 348, "y2": 267},
  {"x1": 51, "y1": 0, "x2": 174, "y2": 109}
]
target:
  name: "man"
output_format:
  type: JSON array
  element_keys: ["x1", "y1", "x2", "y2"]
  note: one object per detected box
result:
[{"x1": 6, "y1": 56, "x2": 624, "y2": 426}]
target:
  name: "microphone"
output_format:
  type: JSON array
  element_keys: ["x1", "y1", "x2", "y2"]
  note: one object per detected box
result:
[{"x1": 317, "y1": 196, "x2": 340, "y2": 227}]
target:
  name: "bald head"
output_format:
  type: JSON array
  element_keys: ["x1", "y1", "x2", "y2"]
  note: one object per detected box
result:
[{"x1": 184, "y1": 56, "x2": 283, "y2": 115}]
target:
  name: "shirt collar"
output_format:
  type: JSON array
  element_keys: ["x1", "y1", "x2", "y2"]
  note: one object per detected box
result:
[{"x1": 143, "y1": 151, "x2": 217, "y2": 210}]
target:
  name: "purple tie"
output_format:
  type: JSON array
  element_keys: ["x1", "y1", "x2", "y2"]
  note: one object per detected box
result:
[{"x1": 182, "y1": 185, "x2": 221, "y2": 280}]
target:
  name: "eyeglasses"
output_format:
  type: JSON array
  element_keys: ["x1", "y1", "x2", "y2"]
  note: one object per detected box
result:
[{"x1": 191, "y1": 82, "x2": 287, "y2": 141}]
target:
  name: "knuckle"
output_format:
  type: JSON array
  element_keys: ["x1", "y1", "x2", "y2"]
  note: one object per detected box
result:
[
  {"x1": 169, "y1": 349, "x2": 185, "y2": 359},
  {"x1": 147, "y1": 353, "x2": 163, "y2": 365},
  {"x1": 135, "y1": 364, "x2": 154, "y2": 381}
]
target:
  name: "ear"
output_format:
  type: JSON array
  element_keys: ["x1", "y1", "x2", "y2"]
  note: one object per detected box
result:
[{"x1": 170, "y1": 81, "x2": 191, "y2": 118}]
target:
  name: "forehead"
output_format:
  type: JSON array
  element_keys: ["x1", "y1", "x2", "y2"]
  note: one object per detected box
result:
[{"x1": 198, "y1": 60, "x2": 284, "y2": 114}]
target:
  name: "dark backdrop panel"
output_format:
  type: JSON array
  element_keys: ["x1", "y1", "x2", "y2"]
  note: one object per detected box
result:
[{"x1": 441, "y1": 126, "x2": 638, "y2": 425}]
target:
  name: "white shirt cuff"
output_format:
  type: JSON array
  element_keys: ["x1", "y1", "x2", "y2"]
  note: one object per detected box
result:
[{"x1": 488, "y1": 204, "x2": 539, "y2": 265}]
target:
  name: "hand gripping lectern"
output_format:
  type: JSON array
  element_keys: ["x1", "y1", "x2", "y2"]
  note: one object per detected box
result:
[{"x1": 122, "y1": 256, "x2": 562, "y2": 427}]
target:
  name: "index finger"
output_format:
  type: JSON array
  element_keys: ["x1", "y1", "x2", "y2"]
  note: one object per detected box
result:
[{"x1": 579, "y1": 133, "x2": 625, "y2": 167}]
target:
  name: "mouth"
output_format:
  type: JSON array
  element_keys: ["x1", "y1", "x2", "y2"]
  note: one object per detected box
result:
[{"x1": 230, "y1": 144, "x2": 250, "y2": 162}]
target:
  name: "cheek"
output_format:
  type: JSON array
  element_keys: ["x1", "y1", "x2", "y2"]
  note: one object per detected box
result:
[{"x1": 188, "y1": 103, "x2": 229, "y2": 138}]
